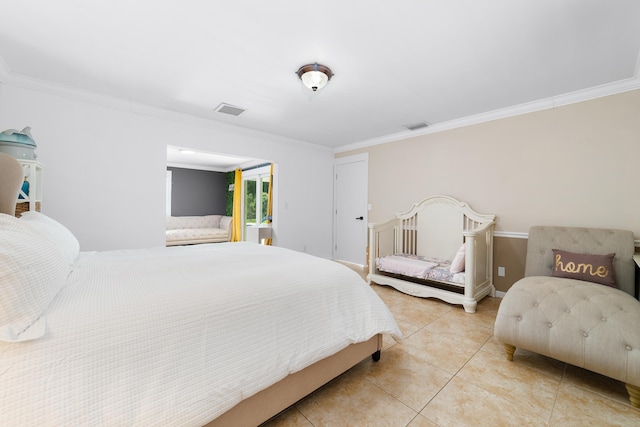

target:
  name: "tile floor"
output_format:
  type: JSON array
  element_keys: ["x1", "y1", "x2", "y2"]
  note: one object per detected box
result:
[{"x1": 262, "y1": 267, "x2": 640, "y2": 426}]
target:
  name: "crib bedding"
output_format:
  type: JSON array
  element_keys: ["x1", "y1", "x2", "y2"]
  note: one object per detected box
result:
[
  {"x1": 376, "y1": 253, "x2": 465, "y2": 285},
  {"x1": 0, "y1": 242, "x2": 401, "y2": 426},
  {"x1": 376, "y1": 255, "x2": 438, "y2": 278}
]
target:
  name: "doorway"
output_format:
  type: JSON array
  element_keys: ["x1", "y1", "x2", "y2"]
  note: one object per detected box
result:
[
  {"x1": 334, "y1": 153, "x2": 368, "y2": 265},
  {"x1": 166, "y1": 146, "x2": 275, "y2": 243},
  {"x1": 242, "y1": 164, "x2": 272, "y2": 241}
]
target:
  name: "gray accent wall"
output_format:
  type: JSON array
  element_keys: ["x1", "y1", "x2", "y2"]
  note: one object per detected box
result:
[{"x1": 168, "y1": 167, "x2": 227, "y2": 216}]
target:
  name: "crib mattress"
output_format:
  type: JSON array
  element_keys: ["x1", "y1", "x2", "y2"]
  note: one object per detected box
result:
[{"x1": 376, "y1": 253, "x2": 465, "y2": 285}]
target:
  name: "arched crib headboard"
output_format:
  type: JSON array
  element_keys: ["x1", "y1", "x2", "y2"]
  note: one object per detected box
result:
[{"x1": 396, "y1": 195, "x2": 495, "y2": 260}]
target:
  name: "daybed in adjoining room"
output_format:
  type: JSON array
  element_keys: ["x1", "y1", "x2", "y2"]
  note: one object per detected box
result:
[
  {"x1": 166, "y1": 214, "x2": 233, "y2": 246},
  {"x1": 0, "y1": 155, "x2": 401, "y2": 426},
  {"x1": 495, "y1": 226, "x2": 640, "y2": 407},
  {"x1": 368, "y1": 195, "x2": 496, "y2": 313}
]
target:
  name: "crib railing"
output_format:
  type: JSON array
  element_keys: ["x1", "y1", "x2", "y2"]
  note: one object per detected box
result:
[
  {"x1": 400, "y1": 214, "x2": 418, "y2": 255},
  {"x1": 464, "y1": 216, "x2": 484, "y2": 232},
  {"x1": 396, "y1": 213, "x2": 487, "y2": 256}
]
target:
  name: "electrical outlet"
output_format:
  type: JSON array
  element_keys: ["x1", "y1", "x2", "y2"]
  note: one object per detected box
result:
[{"x1": 498, "y1": 266, "x2": 506, "y2": 277}]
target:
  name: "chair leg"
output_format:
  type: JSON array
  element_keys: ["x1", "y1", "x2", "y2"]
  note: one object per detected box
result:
[
  {"x1": 625, "y1": 383, "x2": 640, "y2": 408},
  {"x1": 504, "y1": 344, "x2": 516, "y2": 361}
]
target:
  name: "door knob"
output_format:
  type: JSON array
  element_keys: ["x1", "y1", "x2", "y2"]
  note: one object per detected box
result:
[{"x1": 355, "y1": 216, "x2": 364, "y2": 220}]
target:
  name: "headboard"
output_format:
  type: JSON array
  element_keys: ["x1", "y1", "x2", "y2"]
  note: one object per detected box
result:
[
  {"x1": 525, "y1": 226, "x2": 636, "y2": 297},
  {"x1": 0, "y1": 153, "x2": 22, "y2": 215},
  {"x1": 396, "y1": 195, "x2": 495, "y2": 260}
]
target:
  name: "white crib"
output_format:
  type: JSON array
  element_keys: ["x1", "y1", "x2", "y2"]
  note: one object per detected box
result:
[{"x1": 367, "y1": 195, "x2": 496, "y2": 313}]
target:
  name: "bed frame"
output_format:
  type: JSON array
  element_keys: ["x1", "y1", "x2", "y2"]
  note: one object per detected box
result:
[
  {"x1": 368, "y1": 195, "x2": 495, "y2": 313},
  {"x1": 204, "y1": 334, "x2": 381, "y2": 426}
]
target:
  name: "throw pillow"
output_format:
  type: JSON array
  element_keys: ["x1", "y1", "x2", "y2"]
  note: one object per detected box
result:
[
  {"x1": 20, "y1": 211, "x2": 80, "y2": 265},
  {"x1": 0, "y1": 213, "x2": 69, "y2": 342},
  {"x1": 450, "y1": 244, "x2": 465, "y2": 273},
  {"x1": 551, "y1": 249, "x2": 616, "y2": 287}
]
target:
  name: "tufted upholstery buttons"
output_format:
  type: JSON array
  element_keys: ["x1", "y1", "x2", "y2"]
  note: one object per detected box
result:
[
  {"x1": 627, "y1": 345, "x2": 633, "y2": 351},
  {"x1": 583, "y1": 332, "x2": 589, "y2": 337},
  {"x1": 547, "y1": 323, "x2": 553, "y2": 328},
  {"x1": 601, "y1": 317, "x2": 607, "y2": 322},
  {"x1": 517, "y1": 316, "x2": 522, "y2": 321}
]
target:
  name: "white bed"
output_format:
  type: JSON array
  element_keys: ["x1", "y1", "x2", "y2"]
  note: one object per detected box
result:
[{"x1": 0, "y1": 212, "x2": 401, "y2": 426}]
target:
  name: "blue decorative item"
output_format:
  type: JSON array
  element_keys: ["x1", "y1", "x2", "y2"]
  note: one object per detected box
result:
[
  {"x1": 0, "y1": 127, "x2": 37, "y2": 160},
  {"x1": 19, "y1": 179, "x2": 29, "y2": 199}
]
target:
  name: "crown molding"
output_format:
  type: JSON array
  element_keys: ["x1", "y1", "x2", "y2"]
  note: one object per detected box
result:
[
  {"x1": 5, "y1": 71, "x2": 137, "y2": 111},
  {"x1": 335, "y1": 75, "x2": 640, "y2": 154},
  {"x1": 0, "y1": 65, "x2": 329, "y2": 153}
]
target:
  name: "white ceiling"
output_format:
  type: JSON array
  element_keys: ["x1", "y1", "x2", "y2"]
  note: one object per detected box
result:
[
  {"x1": 1, "y1": 1, "x2": 639, "y2": 162},
  {"x1": 166, "y1": 145, "x2": 266, "y2": 172}
]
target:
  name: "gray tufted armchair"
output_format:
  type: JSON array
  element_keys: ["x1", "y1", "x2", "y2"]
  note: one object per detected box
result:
[{"x1": 494, "y1": 226, "x2": 640, "y2": 407}]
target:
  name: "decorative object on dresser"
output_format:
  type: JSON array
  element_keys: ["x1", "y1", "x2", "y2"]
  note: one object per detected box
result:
[
  {"x1": 0, "y1": 127, "x2": 37, "y2": 160},
  {"x1": 368, "y1": 195, "x2": 496, "y2": 313},
  {"x1": 494, "y1": 226, "x2": 640, "y2": 408}
]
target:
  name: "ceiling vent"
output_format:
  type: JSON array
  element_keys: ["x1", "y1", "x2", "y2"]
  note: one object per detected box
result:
[
  {"x1": 404, "y1": 121, "x2": 430, "y2": 131},
  {"x1": 214, "y1": 103, "x2": 246, "y2": 116}
]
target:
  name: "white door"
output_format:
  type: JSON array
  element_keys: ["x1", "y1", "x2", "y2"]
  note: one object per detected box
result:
[{"x1": 334, "y1": 154, "x2": 368, "y2": 265}]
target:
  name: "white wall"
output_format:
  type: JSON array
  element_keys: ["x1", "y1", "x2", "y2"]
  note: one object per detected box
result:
[{"x1": 0, "y1": 83, "x2": 335, "y2": 257}]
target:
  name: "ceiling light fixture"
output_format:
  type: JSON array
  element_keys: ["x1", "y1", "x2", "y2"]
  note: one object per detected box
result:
[{"x1": 296, "y1": 63, "x2": 333, "y2": 92}]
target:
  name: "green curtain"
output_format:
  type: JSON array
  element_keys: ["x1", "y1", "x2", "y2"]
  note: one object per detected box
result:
[
  {"x1": 264, "y1": 163, "x2": 274, "y2": 245},
  {"x1": 231, "y1": 168, "x2": 242, "y2": 242}
]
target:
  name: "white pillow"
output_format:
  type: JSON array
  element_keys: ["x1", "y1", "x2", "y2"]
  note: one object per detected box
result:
[
  {"x1": 450, "y1": 243, "x2": 466, "y2": 273},
  {"x1": 0, "y1": 214, "x2": 69, "y2": 342},
  {"x1": 20, "y1": 211, "x2": 80, "y2": 265}
]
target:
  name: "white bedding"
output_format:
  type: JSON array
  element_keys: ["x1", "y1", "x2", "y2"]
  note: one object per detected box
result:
[{"x1": 0, "y1": 242, "x2": 401, "y2": 426}]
